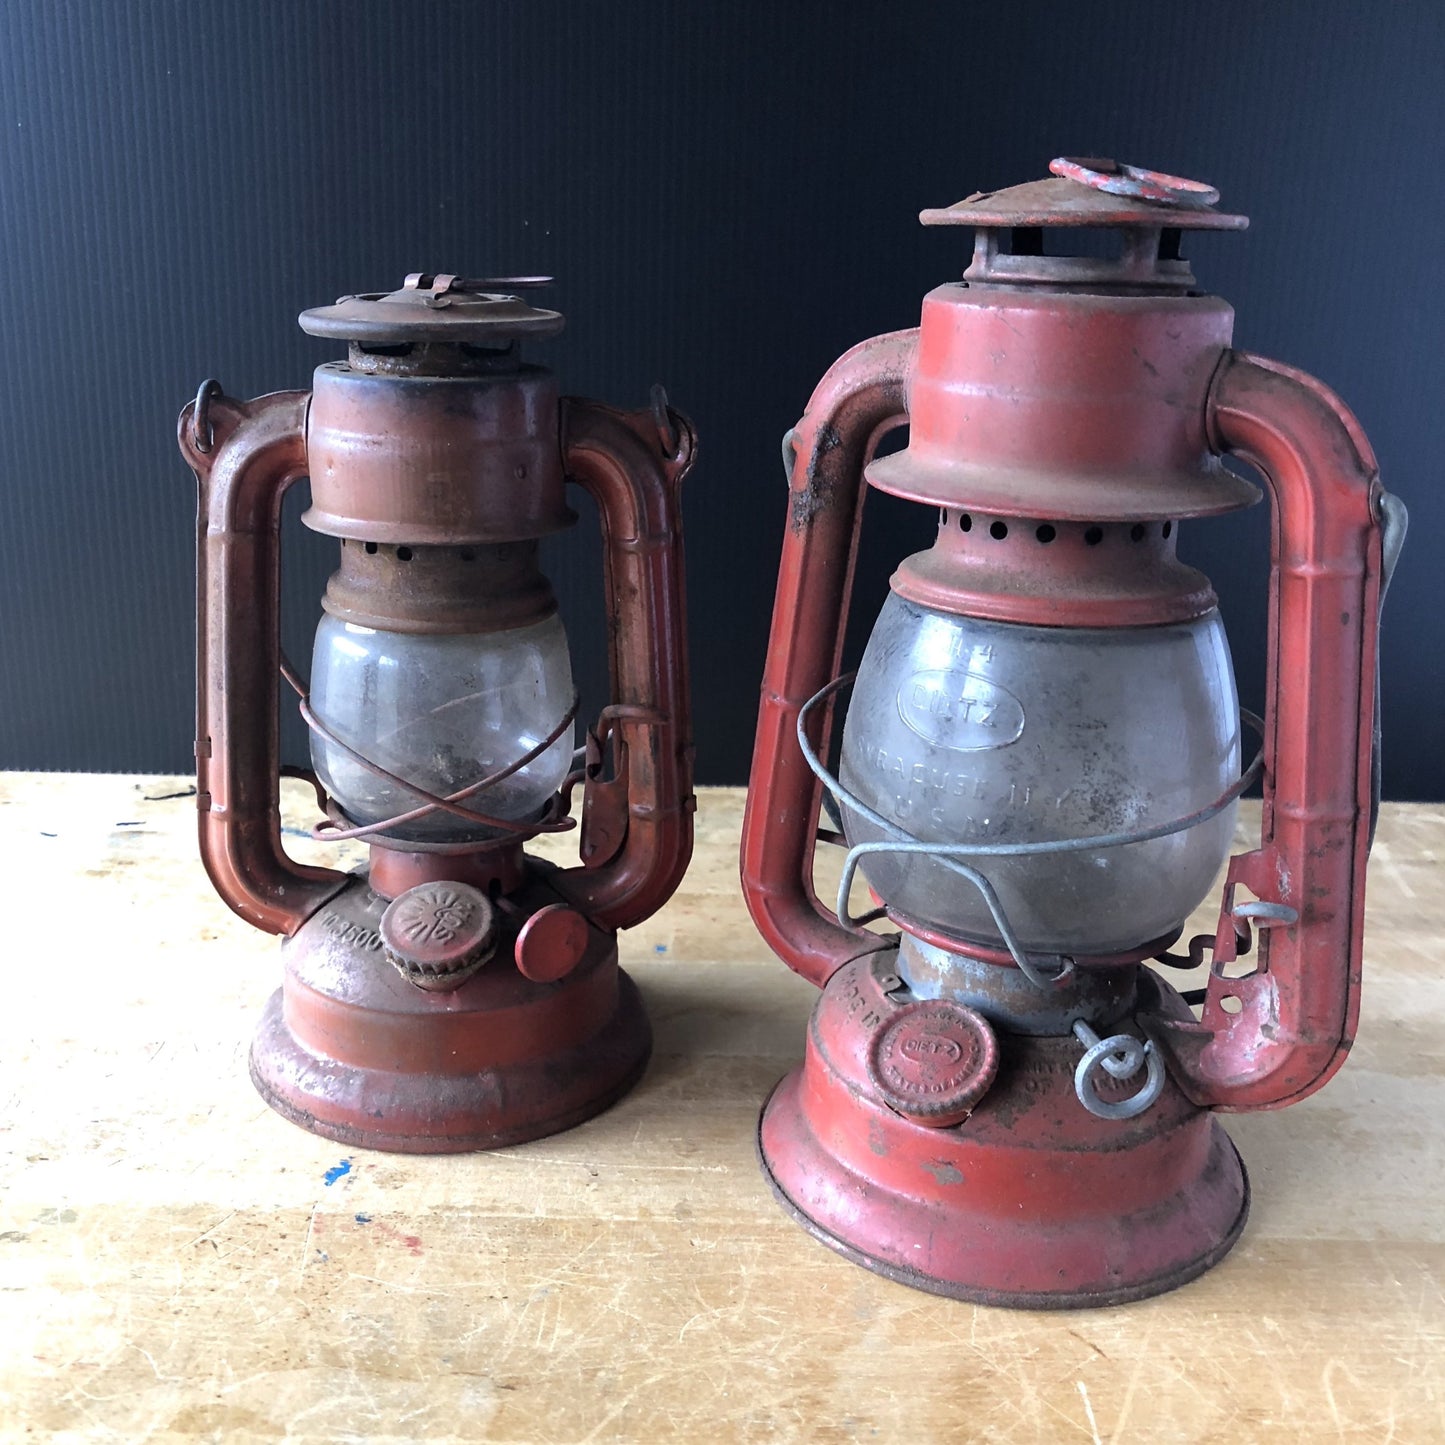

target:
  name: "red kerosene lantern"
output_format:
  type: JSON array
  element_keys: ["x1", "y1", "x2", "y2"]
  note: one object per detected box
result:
[
  {"x1": 741, "y1": 161, "x2": 1406, "y2": 1304},
  {"x1": 179, "y1": 274, "x2": 694, "y2": 1152}
]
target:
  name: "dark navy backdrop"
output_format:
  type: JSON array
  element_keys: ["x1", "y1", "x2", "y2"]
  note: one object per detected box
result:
[{"x1": 0, "y1": 0, "x2": 1439, "y2": 794}]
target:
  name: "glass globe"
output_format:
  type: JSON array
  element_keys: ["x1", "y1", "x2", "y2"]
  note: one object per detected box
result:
[
  {"x1": 838, "y1": 593, "x2": 1240, "y2": 956},
  {"x1": 309, "y1": 612, "x2": 575, "y2": 844}
]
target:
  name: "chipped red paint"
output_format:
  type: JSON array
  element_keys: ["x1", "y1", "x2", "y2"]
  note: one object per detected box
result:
[{"x1": 741, "y1": 165, "x2": 1392, "y2": 1305}]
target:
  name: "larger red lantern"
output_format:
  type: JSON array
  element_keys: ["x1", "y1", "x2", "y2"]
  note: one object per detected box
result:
[
  {"x1": 179, "y1": 274, "x2": 694, "y2": 1153},
  {"x1": 740, "y1": 161, "x2": 1405, "y2": 1305}
]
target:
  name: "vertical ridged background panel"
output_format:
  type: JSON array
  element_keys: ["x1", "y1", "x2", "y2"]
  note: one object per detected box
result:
[{"x1": 0, "y1": 0, "x2": 1440, "y2": 793}]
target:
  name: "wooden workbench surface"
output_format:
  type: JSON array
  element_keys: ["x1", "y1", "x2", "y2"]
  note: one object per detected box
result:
[{"x1": 2, "y1": 775, "x2": 1442, "y2": 1442}]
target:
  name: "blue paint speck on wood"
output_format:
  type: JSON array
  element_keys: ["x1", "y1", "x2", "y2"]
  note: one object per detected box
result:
[
  {"x1": 654, "y1": 944, "x2": 668, "y2": 953},
  {"x1": 323, "y1": 1159, "x2": 351, "y2": 1186},
  {"x1": 354, "y1": 1213, "x2": 372, "y2": 1224}
]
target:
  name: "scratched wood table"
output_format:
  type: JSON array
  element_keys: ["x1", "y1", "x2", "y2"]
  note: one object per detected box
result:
[{"x1": 1, "y1": 775, "x2": 1442, "y2": 1442}]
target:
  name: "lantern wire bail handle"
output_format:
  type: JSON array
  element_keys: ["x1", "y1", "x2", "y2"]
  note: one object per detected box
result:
[
  {"x1": 1369, "y1": 491, "x2": 1408, "y2": 848},
  {"x1": 190, "y1": 378, "x2": 222, "y2": 455},
  {"x1": 1049, "y1": 156, "x2": 1221, "y2": 208},
  {"x1": 796, "y1": 675, "x2": 1267, "y2": 993},
  {"x1": 650, "y1": 383, "x2": 680, "y2": 458}
]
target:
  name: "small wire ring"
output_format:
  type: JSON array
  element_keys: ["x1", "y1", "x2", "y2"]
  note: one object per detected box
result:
[{"x1": 1075, "y1": 1036, "x2": 1166, "y2": 1120}]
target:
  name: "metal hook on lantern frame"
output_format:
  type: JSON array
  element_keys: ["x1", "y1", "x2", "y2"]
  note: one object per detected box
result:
[
  {"x1": 796, "y1": 674, "x2": 1267, "y2": 993},
  {"x1": 190, "y1": 378, "x2": 222, "y2": 455},
  {"x1": 279, "y1": 655, "x2": 582, "y2": 844}
]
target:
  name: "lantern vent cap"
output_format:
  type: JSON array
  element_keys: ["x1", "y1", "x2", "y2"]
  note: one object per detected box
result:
[
  {"x1": 922, "y1": 159, "x2": 1248, "y2": 231},
  {"x1": 299, "y1": 273, "x2": 565, "y2": 344}
]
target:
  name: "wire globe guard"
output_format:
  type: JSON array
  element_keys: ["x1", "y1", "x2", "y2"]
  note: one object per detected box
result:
[
  {"x1": 249, "y1": 873, "x2": 651, "y2": 1153},
  {"x1": 758, "y1": 954, "x2": 1249, "y2": 1307}
]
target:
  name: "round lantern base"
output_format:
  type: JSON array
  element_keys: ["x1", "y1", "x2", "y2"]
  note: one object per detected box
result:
[
  {"x1": 757, "y1": 954, "x2": 1249, "y2": 1308},
  {"x1": 248, "y1": 877, "x2": 651, "y2": 1153}
]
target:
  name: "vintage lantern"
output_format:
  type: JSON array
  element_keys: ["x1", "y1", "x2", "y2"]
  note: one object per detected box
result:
[
  {"x1": 178, "y1": 273, "x2": 694, "y2": 1152},
  {"x1": 740, "y1": 161, "x2": 1405, "y2": 1305}
]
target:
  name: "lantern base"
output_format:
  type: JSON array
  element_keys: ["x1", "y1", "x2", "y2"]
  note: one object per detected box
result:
[
  {"x1": 248, "y1": 876, "x2": 650, "y2": 1153},
  {"x1": 758, "y1": 954, "x2": 1249, "y2": 1308}
]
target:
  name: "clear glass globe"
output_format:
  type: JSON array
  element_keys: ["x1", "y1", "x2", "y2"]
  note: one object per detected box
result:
[
  {"x1": 309, "y1": 612, "x2": 575, "y2": 844},
  {"x1": 838, "y1": 594, "x2": 1241, "y2": 956}
]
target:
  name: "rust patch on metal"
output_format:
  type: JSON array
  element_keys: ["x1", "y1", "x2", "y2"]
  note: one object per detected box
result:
[{"x1": 921, "y1": 1159, "x2": 964, "y2": 1186}]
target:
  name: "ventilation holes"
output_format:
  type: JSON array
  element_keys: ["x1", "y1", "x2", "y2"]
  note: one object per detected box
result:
[
  {"x1": 989, "y1": 520, "x2": 1008, "y2": 540},
  {"x1": 364, "y1": 541, "x2": 378, "y2": 555},
  {"x1": 1084, "y1": 526, "x2": 1103, "y2": 546},
  {"x1": 958, "y1": 513, "x2": 973, "y2": 533},
  {"x1": 1219, "y1": 995, "x2": 1242, "y2": 1015},
  {"x1": 459, "y1": 548, "x2": 477, "y2": 563},
  {"x1": 1035, "y1": 524, "x2": 1056, "y2": 544},
  {"x1": 396, "y1": 546, "x2": 414, "y2": 562},
  {"x1": 1130, "y1": 523, "x2": 1146, "y2": 542},
  {"x1": 1162, "y1": 520, "x2": 1174, "y2": 538}
]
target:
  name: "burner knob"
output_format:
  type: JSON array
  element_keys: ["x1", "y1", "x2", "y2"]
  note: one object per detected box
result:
[{"x1": 379, "y1": 881, "x2": 497, "y2": 992}]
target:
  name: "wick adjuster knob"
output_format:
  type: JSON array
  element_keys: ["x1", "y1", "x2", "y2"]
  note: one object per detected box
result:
[
  {"x1": 380, "y1": 881, "x2": 498, "y2": 992},
  {"x1": 513, "y1": 903, "x2": 591, "y2": 984},
  {"x1": 867, "y1": 1000, "x2": 1000, "y2": 1128}
]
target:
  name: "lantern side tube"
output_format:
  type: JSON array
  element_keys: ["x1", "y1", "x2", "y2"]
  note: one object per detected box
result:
[
  {"x1": 179, "y1": 389, "x2": 350, "y2": 937},
  {"x1": 553, "y1": 399, "x2": 696, "y2": 933},
  {"x1": 739, "y1": 330, "x2": 917, "y2": 989},
  {"x1": 1183, "y1": 351, "x2": 1390, "y2": 1109}
]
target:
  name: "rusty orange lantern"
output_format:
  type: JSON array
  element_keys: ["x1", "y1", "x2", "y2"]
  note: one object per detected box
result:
[{"x1": 179, "y1": 274, "x2": 694, "y2": 1152}]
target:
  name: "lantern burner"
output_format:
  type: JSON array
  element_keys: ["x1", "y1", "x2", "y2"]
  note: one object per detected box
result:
[{"x1": 924, "y1": 157, "x2": 1248, "y2": 293}]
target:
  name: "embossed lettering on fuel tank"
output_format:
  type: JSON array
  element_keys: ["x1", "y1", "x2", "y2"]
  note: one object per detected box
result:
[
  {"x1": 902, "y1": 1034, "x2": 963, "y2": 1063},
  {"x1": 898, "y1": 669, "x2": 1025, "y2": 752}
]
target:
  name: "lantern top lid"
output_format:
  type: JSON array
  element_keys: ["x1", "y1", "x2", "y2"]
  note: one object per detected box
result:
[
  {"x1": 299, "y1": 273, "x2": 565, "y2": 344},
  {"x1": 922, "y1": 158, "x2": 1248, "y2": 232}
]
